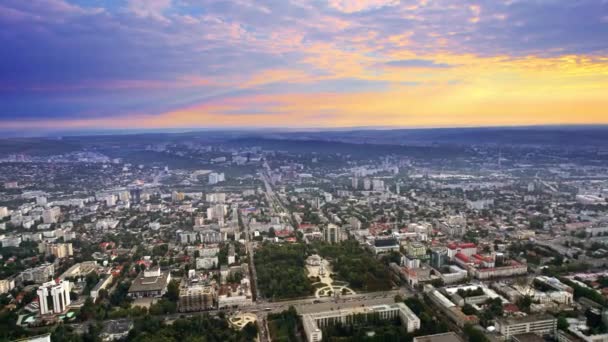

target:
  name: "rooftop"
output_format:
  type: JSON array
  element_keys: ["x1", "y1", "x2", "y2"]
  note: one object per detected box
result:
[
  {"x1": 128, "y1": 269, "x2": 170, "y2": 293},
  {"x1": 414, "y1": 332, "x2": 464, "y2": 342}
]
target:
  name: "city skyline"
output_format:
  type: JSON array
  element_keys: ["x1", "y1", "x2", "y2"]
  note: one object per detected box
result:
[{"x1": 1, "y1": 0, "x2": 608, "y2": 131}]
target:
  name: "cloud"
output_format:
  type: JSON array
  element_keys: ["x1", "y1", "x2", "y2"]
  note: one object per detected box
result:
[
  {"x1": 1, "y1": 0, "x2": 608, "y2": 129},
  {"x1": 127, "y1": 0, "x2": 172, "y2": 22},
  {"x1": 383, "y1": 59, "x2": 453, "y2": 68},
  {"x1": 327, "y1": 0, "x2": 400, "y2": 13}
]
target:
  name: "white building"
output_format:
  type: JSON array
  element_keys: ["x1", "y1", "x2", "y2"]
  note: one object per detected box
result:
[
  {"x1": 208, "y1": 173, "x2": 225, "y2": 185},
  {"x1": 206, "y1": 193, "x2": 226, "y2": 203},
  {"x1": 301, "y1": 302, "x2": 420, "y2": 342},
  {"x1": 323, "y1": 224, "x2": 341, "y2": 244},
  {"x1": 0, "y1": 206, "x2": 8, "y2": 218},
  {"x1": 42, "y1": 207, "x2": 60, "y2": 224},
  {"x1": 37, "y1": 280, "x2": 71, "y2": 315},
  {"x1": 105, "y1": 195, "x2": 117, "y2": 207},
  {"x1": 496, "y1": 315, "x2": 556, "y2": 340}
]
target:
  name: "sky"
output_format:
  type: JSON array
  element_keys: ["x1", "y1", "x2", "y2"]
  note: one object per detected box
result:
[{"x1": 0, "y1": 0, "x2": 607, "y2": 131}]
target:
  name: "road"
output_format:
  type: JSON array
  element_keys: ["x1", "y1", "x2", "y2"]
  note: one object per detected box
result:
[{"x1": 260, "y1": 171, "x2": 294, "y2": 229}]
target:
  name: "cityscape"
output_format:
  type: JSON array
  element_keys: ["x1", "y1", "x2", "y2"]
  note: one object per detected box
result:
[
  {"x1": 1, "y1": 1, "x2": 608, "y2": 342},
  {"x1": 0, "y1": 128, "x2": 608, "y2": 342}
]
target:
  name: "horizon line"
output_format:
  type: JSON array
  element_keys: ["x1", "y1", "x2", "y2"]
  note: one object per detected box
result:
[{"x1": 1, "y1": 123, "x2": 608, "y2": 139}]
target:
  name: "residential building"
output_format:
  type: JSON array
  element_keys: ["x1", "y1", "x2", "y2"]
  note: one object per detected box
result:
[
  {"x1": 42, "y1": 207, "x2": 60, "y2": 224},
  {"x1": 19, "y1": 264, "x2": 55, "y2": 284},
  {"x1": 45, "y1": 243, "x2": 73, "y2": 259},
  {"x1": 196, "y1": 256, "x2": 219, "y2": 270},
  {"x1": 179, "y1": 285, "x2": 216, "y2": 312}
]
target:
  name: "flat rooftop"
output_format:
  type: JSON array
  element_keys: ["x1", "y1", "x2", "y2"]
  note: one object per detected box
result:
[
  {"x1": 414, "y1": 332, "x2": 464, "y2": 342},
  {"x1": 297, "y1": 297, "x2": 395, "y2": 315}
]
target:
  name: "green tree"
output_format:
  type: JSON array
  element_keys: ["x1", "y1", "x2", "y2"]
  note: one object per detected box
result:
[
  {"x1": 557, "y1": 316, "x2": 569, "y2": 331},
  {"x1": 166, "y1": 280, "x2": 180, "y2": 302}
]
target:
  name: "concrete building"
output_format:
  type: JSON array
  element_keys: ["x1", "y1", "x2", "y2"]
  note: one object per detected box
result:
[
  {"x1": 179, "y1": 285, "x2": 216, "y2": 312},
  {"x1": 37, "y1": 280, "x2": 71, "y2": 315},
  {"x1": 90, "y1": 275, "x2": 113, "y2": 302},
  {"x1": 430, "y1": 247, "x2": 449, "y2": 269},
  {"x1": 407, "y1": 242, "x2": 427, "y2": 258},
  {"x1": 495, "y1": 315, "x2": 557, "y2": 340},
  {"x1": 0, "y1": 206, "x2": 8, "y2": 218},
  {"x1": 370, "y1": 238, "x2": 400, "y2": 254},
  {"x1": 301, "y1": 302, "x2": 420, "y2": 342},
  {"x1": 217, "y1": 279, "x2": 253, "y2": 309},
  {"x1": 447, "y1": 243, "x2": 477, "y2": 259},
  {"x1": 171, "y1": 191, "x2": 185, "y2": 201},
  {"x1": 414, "y1": 332, "x2": 464, "y2": 342},
  {"x1": 323, "y1": 224, "x2": 341, "y2": 244},
  {"x1": 208, "y1": 172, "x2": 225, "y2": 185},
  {"x1": 128, "y1": 267, "x2": 171, "y2": 298},
  {"x1": 19, "y1": 263, "x2": 55, "y2": 284},
  {"x1": 471, "y1": 261, "x2": 528, "y2": 280},
  {"x1": 0, "y1": 278, "x2": 15, "y2": 294},
  {"x1": 42, "y1": 207, "x2": 60, "y2": 224},
  {"x1": 196, "y1": 256, "x2": 219, "y2": 270},
  {"x1": 45, "y1": 243, "x2": 73, "y2": 259}
]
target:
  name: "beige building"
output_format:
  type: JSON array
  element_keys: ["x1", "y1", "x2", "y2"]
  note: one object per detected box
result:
[
  {"x1": 46, "y1": 243, "x2": 73, "y2": 259},
  {"x1": 178, "y1": 285, "x2": 216, "y2": 312}
]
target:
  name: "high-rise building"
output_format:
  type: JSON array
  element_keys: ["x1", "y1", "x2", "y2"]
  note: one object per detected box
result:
[
  {"x1": 363, "y1": 178, "x2": 371, "y2": 190},
  {"x1": 0, "y1": 206, "x2": 8, "y2": 218},
  {"x1": 105, "y1": 194, "x2": 117, "y2": 206},
  {"x1": 206, "y1": 193, "x2": 226, "y2": 203},
  {"x1": 42, "y1": 207, "x2": 60, "y2": 224},
  {"x1": 206, "y1": 204, "x2": 227, "y2": 222},
  {"x1": 430, "y1": 247, "x2": 448, "y2": 269},
  {"x1": 118, "y1": 191, "x2": 130, "y2": 202},
  {"x1": 46, "y1": 243, "x2": 73, "y2": 259},
  {"x1": 351, "y1": 176, "x2": 358, "y2": 189},
  {"x1": 172, "y1": 191, "x2": 185, "y2": 201},
  {"x1": 323, "y1": 224, "x2": 341, "y2": 244},
  {"x1": 37, "y1": 280, "x2": 71, "y2": 315},
  {"x1": 129, "y1": 188, "x2": 142, "y2": 204},
  {"x1": 372, "y1": 179, "x2": 385, "y2": 191},
  {"x1": 36, "y1": 196, "x2": 47, "y2": 205},
  {"x1": 208, "y1": 173, "x2": 225, "y2": 185}
]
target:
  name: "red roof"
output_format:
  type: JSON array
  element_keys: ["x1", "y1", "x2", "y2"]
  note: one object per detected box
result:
[
  {"x1": 275, "y1": 229, "x2": 292, "y2": 237},
  {"x1": 448, "y1": 242, "x2": 477, "y2": 250},
  {"x1": 473, "y1": 254, "x2": 493, "y2": 262},
  {"x1": 455, "y1": 252, "x2": 470, "y2": 263}
]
